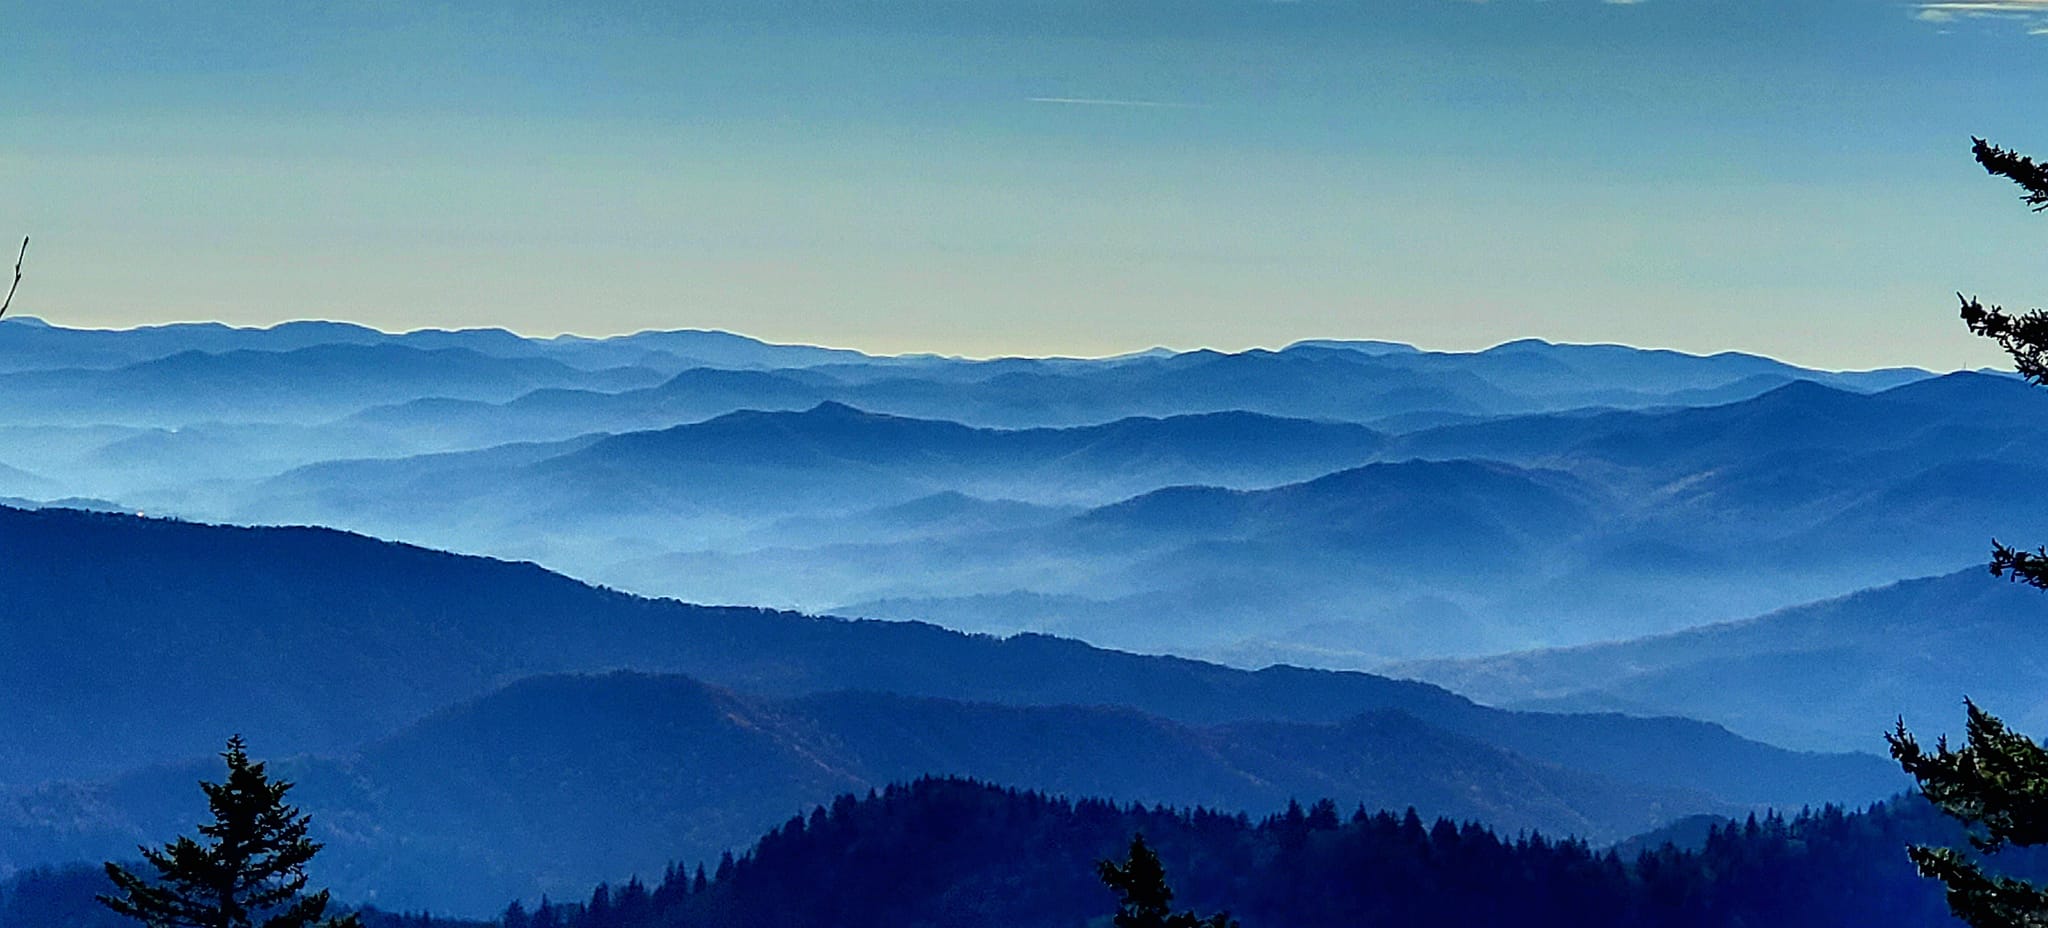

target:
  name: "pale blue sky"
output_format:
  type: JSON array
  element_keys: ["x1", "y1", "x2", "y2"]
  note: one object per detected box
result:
[{"x1": 6, "y1": 1, "x2": 2048, "y2": 369}]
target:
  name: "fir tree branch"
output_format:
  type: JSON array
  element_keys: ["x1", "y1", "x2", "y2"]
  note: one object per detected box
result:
[
  {"x1": 1908, "y1": 845, "x2": 2048, "y2": 928},
  {"x1": 1960, "y1": 294, "x2": 2048, "y2": 385},
  {"x1": 1977, "y1": 138, "x2": 2048, "y2": 212},
  {"x1": 1891, "y1": 705, "x2": 2048, "y2": 852},
  {"x1": 1990, "y1": 542, "x2": 2048, "y2": 591}
]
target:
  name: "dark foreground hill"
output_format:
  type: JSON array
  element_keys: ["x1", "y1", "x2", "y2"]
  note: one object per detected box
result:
[
  {"x1": 0, "y1": 505, "x2": 1893, "y2": 816},
  {"x1": 610, "y1": 779, "x2": 2020, "y2": 928},
  {"x1": 8, "y1": 778, "x2": 2039, "y2": 928},
  {"x1": 0, "y1": 671, "x2": 1746, "y2": 911},
  {"x1": 0, "y1": 865, "x2": 483, "y2": 928},
  {"x1": 614, "y1": 779, "x2": 2046, "y2": 928}
]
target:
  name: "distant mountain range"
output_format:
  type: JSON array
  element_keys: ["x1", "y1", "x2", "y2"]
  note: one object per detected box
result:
[
  {"x1": 235, "y1": 405, "x2": 1397, "y2": 562},
  {"x1": 0, "y1": 318, "x2": 1931, "y2": 438},
  {"x1": 585, "y1": 374, "x2": 2048, "y2": 660},
  {"x1": 0, "y1": 344, "x2": 666, "y2": 427},
  {"x1": 3, "y1": 313, "x2": 2026, "y2": 665},
  {"x1": 0, "y1": 317, "x2": 870, "y2": 376},
  {"x1": 343, "y1": 340, "x2": 1930, "y2": 445}
]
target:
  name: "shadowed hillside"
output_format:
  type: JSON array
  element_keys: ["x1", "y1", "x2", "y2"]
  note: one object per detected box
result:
[
  {"x1": 0, "y1": 671, "x2": 1760, "y2": 911},
  {"x1": 0, "y1": 506, "x2": 1893, "y2": 811}
]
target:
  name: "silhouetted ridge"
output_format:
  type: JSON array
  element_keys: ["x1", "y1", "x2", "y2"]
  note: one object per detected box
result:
[
  {"x1": 11, "y1": 775, "x2": 2043, "y2": 927},
  {"x1": 526, "y1": 778, "x2": 2041, "y2": 928}
]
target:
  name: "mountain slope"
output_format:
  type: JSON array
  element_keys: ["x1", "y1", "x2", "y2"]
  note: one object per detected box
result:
[
  {"x1": 265, "y1": 376, "x2": 2047, "y2": 667},
  {"x1": 0, "y1": 671, "x2": 1747, "y2": 910},
  {"x1": 235, "y1": 405, "x2": 1394, "y2": 555},
  {"x1": 1392, "y1": 568, "x2": 2048, "y2": 752},
  {"x1": 626, "y1": 455, "x2": 1606, "y2": 655},
  {"x1": 0, "y1": 505, "x2": 1891, "y2": 815}
]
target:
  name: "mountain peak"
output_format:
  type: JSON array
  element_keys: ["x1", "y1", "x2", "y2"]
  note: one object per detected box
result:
[
  {"x1": 1875, "y1": 368, "x2": 2032, "y2": 406},
  {"x1": 806, "y1": 400, "x2": 874, "y2": 417},
  {"x1": 1485, "y1": 337, "x2": 1558, "y2": 352},
  {"x1": 1285, "y1": 338, "x2": 1422, "y2": 356}
]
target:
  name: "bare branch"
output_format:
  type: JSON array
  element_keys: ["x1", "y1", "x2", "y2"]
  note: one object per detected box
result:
[{"x1": 0, "y1": 237, "x2": 26, "y2": 320}]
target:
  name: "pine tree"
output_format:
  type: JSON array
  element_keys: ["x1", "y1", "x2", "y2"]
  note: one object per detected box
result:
[
  {"x1": 583, "y1": 884, "x2": 612, "y2": 928},
  {"x1": 1887, "y1": 136, "x2": 2048, "y2": 928},
  {"x1": 612, "y1": 878, "x2": 649, "y2": 927},
  {"x1": 1097, "y1": 834, "x2": 1238, "y2": 928},
  {"x1": 100, "y1": 736, "x2": 359, "y2": 928}
]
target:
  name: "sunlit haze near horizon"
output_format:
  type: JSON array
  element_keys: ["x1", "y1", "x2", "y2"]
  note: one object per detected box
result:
[{"x1": 8, "y1": 1, "x2": 2048, "y2": 371}]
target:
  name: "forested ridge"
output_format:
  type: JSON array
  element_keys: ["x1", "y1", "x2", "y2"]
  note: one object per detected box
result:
[
  {"x1": 569, "y1": 779, "x2": 2039, "y2": 928},
  {"x1": 9, "y1": 777, "x2": 2042, "y2": 928}
]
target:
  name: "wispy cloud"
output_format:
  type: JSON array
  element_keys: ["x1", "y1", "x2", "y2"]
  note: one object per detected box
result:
[
  {"x1": 1915, "y1": 0, "x2": 2048, "y2": 31},
  {"x1": 1026, "y1": 97, "x2": 1208, "y2": 110}
]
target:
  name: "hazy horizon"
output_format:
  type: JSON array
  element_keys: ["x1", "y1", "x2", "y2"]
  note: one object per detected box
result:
[
  {"x1": 0, "y1": 312, "x2": 1993, "y2": 374},
  {"x1": 8, "y1": 1, "x2": 2048, "y2": 372}
]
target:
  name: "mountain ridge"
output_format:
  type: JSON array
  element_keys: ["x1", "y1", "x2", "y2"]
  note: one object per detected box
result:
[
  {"x1": 0, "y1": 669, "x2": 1769, "y2": 910},
  {"x1": 0, "y1": 504, "x2": 1892, "y2": 815},
  {"x1": 1389, "y1": 567, "x2": 2048, "y2": 751}
]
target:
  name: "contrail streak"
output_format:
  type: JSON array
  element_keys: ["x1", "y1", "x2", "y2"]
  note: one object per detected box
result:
[{"x1": 1027, "y1": 97, "x2": 1206, "y2": 109}]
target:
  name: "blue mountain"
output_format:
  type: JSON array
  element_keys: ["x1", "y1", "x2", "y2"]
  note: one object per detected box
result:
[
  {"x1": 0, "y1": 318, "x2": 870, "y2": 376},
  {"x1": 1393, "y1": 567, "x2": 2048, "y2": 753},
  {"x1": 0, "y1": 670, "x2": 1787, "y2": 911},
  {"x1": 0, "y1": 504, "x2": 1887, "y2": 819},
  {"x1": 0, "y1": 344, "x2": 665, "y2": 427}
]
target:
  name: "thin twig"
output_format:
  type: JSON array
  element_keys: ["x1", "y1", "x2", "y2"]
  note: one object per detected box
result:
[{"x1": 0, "y1": 237, "x2": 25, "y2": 320}]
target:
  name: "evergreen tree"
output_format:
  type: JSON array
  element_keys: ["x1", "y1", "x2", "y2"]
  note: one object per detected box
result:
[
  {"x1": 581, "y1": 886, "x2": 611, "y2": 928},
  {"x1": 99, "y1": 736, "x2": 359, "y2": 928},
  {"x1": 1888, "y1": 136, "x2": 2048, "y2": 928},
  {"x1": 529, "y1": 899, "x2": 558, "y2": 928},
  {"x1": 611, "y1": 878, "x2": 648, "y2": 927},
  {"x1": 1097, "y1": 834, "x2": 1238, "y2": 928}
]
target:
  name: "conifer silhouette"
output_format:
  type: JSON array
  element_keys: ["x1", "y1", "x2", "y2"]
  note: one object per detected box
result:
[
  {"x1": 1097, "y1": 834, "x2": 1237, "y2": 928},
  {"x1": 1888, "y1": 137, "x2": 2048, "y2": 928},
  {"x1": 100, "y1": 736, "x2": 359, "y2": 928}
]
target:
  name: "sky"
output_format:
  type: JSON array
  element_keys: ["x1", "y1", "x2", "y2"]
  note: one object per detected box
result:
[{"x1": 6, "y1": 0, "x2": 2048, "y2": 370}]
